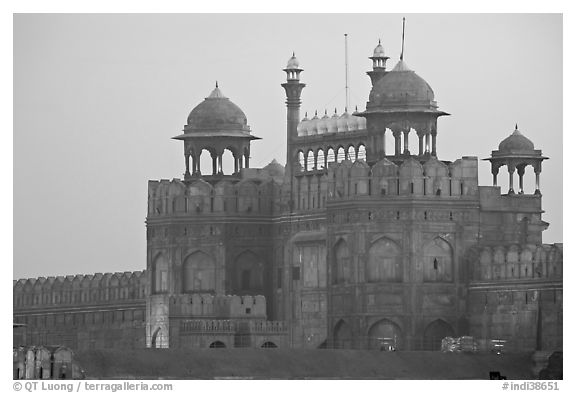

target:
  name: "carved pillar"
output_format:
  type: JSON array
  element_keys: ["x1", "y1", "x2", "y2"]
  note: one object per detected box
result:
[
  {"x1": 393, "y1": 131, "x2": 401, "y2": 155},
  {"x1": 212, "y1": 154, "x2": 217, "y2": 175},
  {"x1": 534, "y1": 162, "x2": 542, "y2": 195},
  {"x1": 425, "y1": 133, "x2": 431, "y2": 153},
  {"x1": 508, "y1": 165, "x2": 515, "y2": 194},
  {"x1": 418, "y1": 133, "x2": 424, "y2": 156},
  {"x1": 403, "y1": 130, "x2": 410, "y2": 155},
  {"x1": 185, "y1": 154, "x2": 191, "y2": 178},
  {"x1": 491, "y1": 165, "x2": 499, "y2": 186},
  {"x1": 218, "y1": 154, "x2": 223, "y2": 174},
  {"x1": 431, "y1": 132, "x2": 437, "y2": 156},
  {"x1": 517, "y1": 165, "x2": 526, "y2": 194},
  {"x1": 245, "y1": 152, "x2": 250, "y2": 168},
  {"x1": 234, "y1": 155, "x2": 239, "y2": 173}
]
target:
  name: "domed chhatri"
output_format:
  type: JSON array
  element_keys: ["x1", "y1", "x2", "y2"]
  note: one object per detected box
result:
[
  {"x1": 368, "y1": 60, "x2": 437, "y2": 110},
  {"x1": 496, "y1": 124, "x2": 536, "y2": 155},
  {"x1": 174, "y1": 83, "x2": 260, "y2": 179},
  {"x1": 185, "y1": 84, "x2": 250, "y2": 133},
  {"x1": 485, "y1": 124, "x2": 548, "y2": 195}
]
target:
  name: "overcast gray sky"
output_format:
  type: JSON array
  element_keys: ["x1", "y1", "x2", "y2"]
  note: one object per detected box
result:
[{"x1": 13, "y1": 14, "x2": 562, "y2": 279}]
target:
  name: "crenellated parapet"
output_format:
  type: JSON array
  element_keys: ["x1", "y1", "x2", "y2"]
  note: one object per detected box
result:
[
  {"x1": 324, "y1": 155, "x2": 478, "y2": 199},
  {"x1": 13, "y1": 271, "x2": 148, "y2": 309},
  {"x1": 466, "y1": 243, "x2": 562, "y2": 282},
  {"x1": 147, "y1": 175, "x2": 283, "y2": 217}
]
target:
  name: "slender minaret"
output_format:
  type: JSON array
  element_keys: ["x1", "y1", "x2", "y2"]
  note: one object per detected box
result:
[{"x1": 281, "y1": 52, "x2": 305, "y2": 175}]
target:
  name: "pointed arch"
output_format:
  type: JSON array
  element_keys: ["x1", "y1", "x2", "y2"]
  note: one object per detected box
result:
[
  {"x1": 423, "y1": 237, "x2": 453, "y2": 282},
  {"x1": 423, "y1": 319, "x2": 455, "y2": 351},
  {"x1": 182, "y1": 251, "x2": 216, "y2": 293},
  {"x1": 367, "y1": 237, "x2": 402, "y2": 282},
  {"x1": 367, "y1": 318, "x2": 402, "y2": 350},
  {"x1": 234, "y1": 250, "x2": 264, "y2": 294},
  {"x1": 152, "y1": 253, "x2": 168, "y2": 294},
  {"x1": 333, "y1": 239, "x2": 351, "y2": 284},
  {"x1": 333, "y1": 319, "x2": 352, "y2": 349}
]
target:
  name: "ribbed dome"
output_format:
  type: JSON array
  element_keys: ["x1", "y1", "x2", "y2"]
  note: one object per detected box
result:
[
  {"x1": 373, "y1": 40, "x2": 386, "y2": 57},
  {"x1": 296, "y1": 109, "x2": 367, "y2": 136},
  {"x1": 185, "y1": 85, "x2": 249, "y2": 133},
  {"x1": 368, "y1": 60, "x2": 436, "y2": 108},
  {"x1": 497, "y1": 126, "x2": 535, "y2": 154},
  {"x1": 286, "y1": 53, "x2": 300, "y2": 69}
]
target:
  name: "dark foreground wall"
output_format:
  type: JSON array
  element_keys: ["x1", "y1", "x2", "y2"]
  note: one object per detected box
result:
[{"x1": 75, "y1": 348, "x2": 537, "y2": 379}]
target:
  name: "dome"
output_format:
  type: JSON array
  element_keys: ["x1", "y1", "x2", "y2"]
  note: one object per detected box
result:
[
  {"x1": 185, "y1": 85, "x2": 250, "y2": 133},
  {"x1": 308, "y1": 111, "x2": 319, "y2": 135},
  {"x1": 368, "y1": 60, "x2": 436, "y2": 109},
  {"x1": 497, "y1": 125, "x2": 535, "y2": 154},
  {"x1": 373, "y1": 40, "x2": 386, "y2": 57},
  {"x1": 264, "y1": 159, "x2": 285, "y2": 177},
  {"x1": 286, "y1": 53, "x2": 300, "y2": 69}
]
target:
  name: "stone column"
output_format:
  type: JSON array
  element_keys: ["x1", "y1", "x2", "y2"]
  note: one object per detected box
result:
[
  {"x1": 508, "y1": 165, "x2": 515, "y2": 194},
  {"x1": 403, "y1": 130, "x2": 410, "y2": 155},
  {"x1": 185, "y1": 154, "x2": 191, "y2": 178},
  {"x1": 418, "y1": 133, "x2": 424, "y2": 155},
  {"x1": 212, "y1": 154, "x2": 217, "y2": 175},
  {"x1": 517, "y1": 165, "x2": 526, "y2": 194},
  {"x1": 492, "y1": 165, "x2": 499, "y2": 186},
  {"x1": 393, "y1": 131, "x2": 402, "y2": 155},
  {"x1": 431, "y1": 132, "x2": 437, "y2": 156},
  {"x1": 218, "y1": 155, "x2": 223, "y2": 174},
  {"x1": 535, "y1": 166, "x2": 541, "y2": 195},
  {"x1": 234, "y1": 155, "x2": 239, "y2": 173},
  {"x1": 425, "y1": 133, "x2": 431, "y2": 154}
]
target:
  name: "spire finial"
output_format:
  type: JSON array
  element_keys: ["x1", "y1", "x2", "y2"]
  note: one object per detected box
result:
[
  {"x1": 315, "y1": 110, "x2": 318, "y2": 116},
  {"x1": 378, "y1": 38, "x2": 381, "y2": 45},
  {"x1": 334, "y1": 108, "x2": 337, "y2": 114},
  {"x1": 355, "y1": 105, "x2": 358, "y2": 111},
  {"x1": 305, "y1": 111, "x2": 308, "y2": 118},
  {"x1": 215, "y1": 81, "x2": 218, "y2": 88},
  {"x1": 324, "y1": 109, "x2": 327, "y2": 115},
  {"x1": 515, "y1": 123, "x2": 518, "y2": 131},
  {"x1": 400, "y1": 17, "x2": 406, "y2": 61},
  {"x1": 292, "y1": 51, "x2": 295, "y2": 57}
]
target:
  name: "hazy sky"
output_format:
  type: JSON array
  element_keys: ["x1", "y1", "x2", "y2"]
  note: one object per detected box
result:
[{"x1": 13, "y1": 14, "x2": 562, "y2": 279}]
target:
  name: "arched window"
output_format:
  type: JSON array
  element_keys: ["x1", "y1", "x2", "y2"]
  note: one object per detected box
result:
[
  {"x1": 367, "y1": 238, "x2": 402, "y2": 282},
  {"x1": 423, "y1": 238, "x2": 453, "y2": 282},
  {"x1": 182, "y1": 252, "x2": 215, "y2": 293},
  {"x1": 333, "y1": 240, "x2": 351, "y2": 284},
  {"x1": 152, "y1": 254, "x2": 169, "y2": 293},
  {"x1": 367, "y1": 319, "x2": 402, "y2": 350}
]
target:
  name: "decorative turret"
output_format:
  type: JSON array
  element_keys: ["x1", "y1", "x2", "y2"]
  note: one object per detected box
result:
[
  {"x1": 367, "y1": 39, "x2": 390, "y2": 86},
  {"x1": 485, "y1": 124, "x2": 548, "y2": 195}
]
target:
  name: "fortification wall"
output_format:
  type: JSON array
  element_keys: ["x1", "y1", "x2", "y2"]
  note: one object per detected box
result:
[{"x1": 13, "y1": 271, "x2": 148, "y2": 351}]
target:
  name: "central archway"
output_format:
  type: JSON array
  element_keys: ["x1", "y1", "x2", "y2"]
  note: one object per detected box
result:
[
  {"x1": 333, "y1": 319, "x2": 352, "y2": 349},
  {"x1": 367, "y1": 319, "x2": 402, "y2": 350}
]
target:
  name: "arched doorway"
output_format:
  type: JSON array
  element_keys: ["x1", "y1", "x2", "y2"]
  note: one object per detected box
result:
[
  {"x1": 333, "y1": 319, "x2": 352, "y2": 349},
  {"x1": 367, "y1": 319, "x2": 402, "y2": 350},
  {"x1": 182, "y1": 251, "x2": 215, "y2": 293},
  {"x1": 423, "y1": 319, "x2": 455, "y2": 350},
  {"x1": 209, "y1": 341, "x2": 226, "y2": 348},
  {"x1": 233, "y1": 251, "x2": 264, "y2": 294},
  {"x1": 261, "y1": 341, "x2": 278, "y2": 348}
]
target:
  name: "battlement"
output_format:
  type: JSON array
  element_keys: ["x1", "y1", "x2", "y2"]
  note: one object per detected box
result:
[
  {"x1": 13, "y1": 271, "x2": 148, "y2": 309},
  {"x1": 324, "y1": 156, "x2": 478, "y2": 199},
  {"x1": 147, "y1": 177, "x2": 281, "y2": 217},
  {"x1": 466, "y1": 243, "x2": 562, "y2": 282}
]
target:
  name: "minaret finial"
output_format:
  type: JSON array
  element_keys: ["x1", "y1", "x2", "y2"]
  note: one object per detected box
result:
[
  {"x1": 515, "y1": 123, "x2": 518, "y2": 130},
  {"x1": 400, "y1": 17, "x2": 406, "y2": 61},
  {"x1": 292, "y1": 51, "x2": 295, "y2": 57},
  {"x1": 334, "y1": 108, "x2": 337, "y2": 114},
  {"x1": 315, "y1": 110, "x2": 318, "y2": 116},
  {"x1": 378, "y1": 38, "x2": 381, "y2": 45},
  {"x1": 216, "y1": 81, "x2": 218, "y2": 88}
]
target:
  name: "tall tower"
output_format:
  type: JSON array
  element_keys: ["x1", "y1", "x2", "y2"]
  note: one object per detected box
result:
[
  {"x1": 281, "y1": 53, "x2": 305, "y2": 175},
  {"x1": 367, "y1": 39, "x2": 389, "y2": 86}
]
